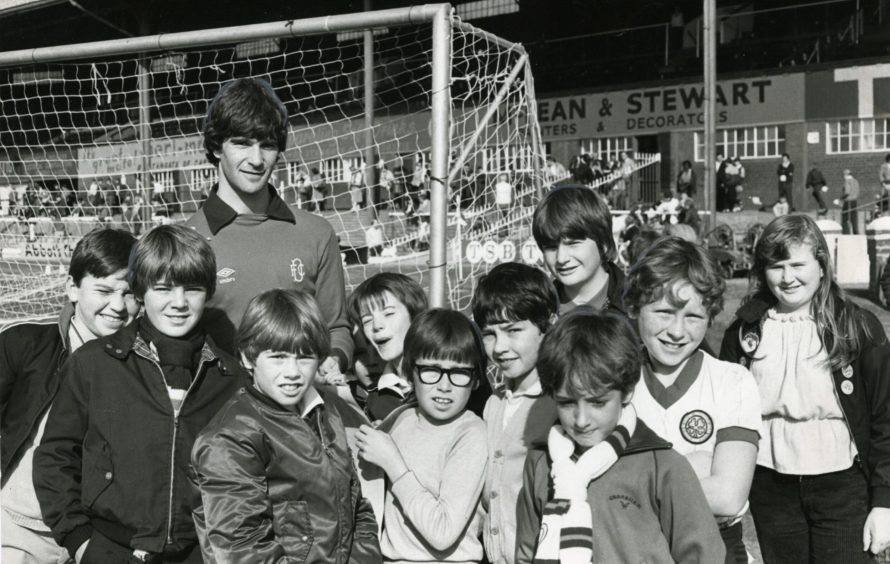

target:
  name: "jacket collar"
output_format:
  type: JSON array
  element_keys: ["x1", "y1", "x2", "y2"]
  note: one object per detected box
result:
[
  {"x1": 202, "y1": 183, "x2": 296, "y2": 235},
  {"x1": 102, "y1": 320, "x2": 224, "y2": 372},
  {"x1": 555, "y1": 260, "x2": 627, "y2": 314},
  {"x1": 735, "y1": 294, "x2": 776, "y2": 324},
  {"x1": 57, "y1": 302, "x2": 75, "y2": 352},
  {"x1": 623, "y1": 419, "x2": 673, "y2": 455}
]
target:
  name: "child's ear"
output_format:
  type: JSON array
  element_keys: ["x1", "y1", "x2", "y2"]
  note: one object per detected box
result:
[
  {"x1": 65, "y1": 275, "x2": 79, "y2": 304},
  {"x1": 240, "y1": 352, "x2": 254, "y2": 371}
]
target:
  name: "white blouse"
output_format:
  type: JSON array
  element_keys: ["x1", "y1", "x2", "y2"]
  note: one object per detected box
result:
[{"x1": 749, "y1": 309, "x2": 857, "y2": 474}]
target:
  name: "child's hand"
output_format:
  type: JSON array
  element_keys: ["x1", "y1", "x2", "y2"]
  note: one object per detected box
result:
[
  {"x1": 863, "y1": 506, "x2": 890, "y2": 555},
  {"x1": 318, "y1": 356, "x2": 346, "y2": 386},
  {"x1": 355, "y1": 424, "x2": 407, "y2": 478}
]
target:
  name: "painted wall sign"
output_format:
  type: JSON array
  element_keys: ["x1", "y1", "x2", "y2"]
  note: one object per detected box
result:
[
  {"x1": 806, "y1": 63, "x2": 890, "y2": 120},
  {"x1": 537, "y1": 73, "x2": 805, "y2": 139}
]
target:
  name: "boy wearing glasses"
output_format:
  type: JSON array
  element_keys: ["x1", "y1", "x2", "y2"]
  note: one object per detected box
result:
[{"x1": 355, "y1": 309, "x2": 488, "y2": 563}]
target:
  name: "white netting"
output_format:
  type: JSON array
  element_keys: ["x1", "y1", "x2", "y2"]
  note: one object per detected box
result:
[{"x1": 0, "y1": 12, "x2": 547, "y2": 324}]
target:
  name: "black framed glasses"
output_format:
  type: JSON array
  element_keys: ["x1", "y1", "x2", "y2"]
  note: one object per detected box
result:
[{"x1": 414, "y1": 364, "x2": 474, "y2": 387}]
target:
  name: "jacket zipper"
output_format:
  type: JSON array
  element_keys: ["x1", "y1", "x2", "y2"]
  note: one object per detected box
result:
[{"x1": 140, "y1": 351, "x2": 207, "y2": 546}]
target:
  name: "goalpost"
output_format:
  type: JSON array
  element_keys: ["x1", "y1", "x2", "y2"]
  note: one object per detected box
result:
[{"x1": 0, "y1": 4, "x2": 547, "y2": 325}]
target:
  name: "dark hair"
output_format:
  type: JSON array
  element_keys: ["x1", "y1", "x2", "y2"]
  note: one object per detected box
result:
[
  {"x1": 537, "y1": 310, "x2": 640, "y2": 398},
  {"x1": 748, "y1": 214, "x2": 873, "y2": 370},
  {"x1": 532, "y1": 185, "x2": 616, "y2": 262},
  {"x1": 203, "y1": 78, "x2": 288, "y2": 166},
  {"x1": 401, "y1": 309, "x2": 486, "y2": 383},
  {"x1": 623, "y1": 236, "x2": 725, "y2": 321},
  {"x1": 347, "y1": 272, "x2": 428, "y2": 326},
  {"x1": 471, "y1": 262, "x2": 557, "y2": 333},
  {"x1": 69, "y1": 228, "x2": 137, "y2": 285},
  {"x1": 237, "y1": 289, "x2": 330, "y2": 364},
  {"x1": 128, "y1": 224, "x2": 216, "y2": 300},
  {"x1": 626, "y1": 228, "x2": 663, "y2": 267}
]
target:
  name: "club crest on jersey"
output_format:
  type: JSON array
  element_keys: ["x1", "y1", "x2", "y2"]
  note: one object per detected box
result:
[
  {"x1": 290, "y1": 258, "x2": 305, "y2": 283},
  {"x1": 679, "y1": 410, "x2": 714, "y2": 444}
]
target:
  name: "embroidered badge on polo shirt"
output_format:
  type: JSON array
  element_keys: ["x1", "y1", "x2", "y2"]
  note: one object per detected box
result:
[
  {"x1": 680, "y1": 410, "x2": 714, "y2": 444},
  {"x1": 290, "y1": 258, "x2": 304, "y2": 282}
]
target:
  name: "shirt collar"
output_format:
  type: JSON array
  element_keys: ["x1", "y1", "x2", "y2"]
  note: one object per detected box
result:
[
  {"x1": 377, "y1": 369, "x2": 412, "y2": 398},
  {"x1": 202, "y1": 183, "x2": 296, "y2": 235},
  {"x1": 504, "y1": 379, "x2": 543, "y2": 400},
  {"x1": 300, "y1": 385, "x2": 325, "y2": 418}
]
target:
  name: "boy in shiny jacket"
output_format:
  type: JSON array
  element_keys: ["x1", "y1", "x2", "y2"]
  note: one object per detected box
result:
[
  {"x1": 33, "y1": 225, "x2": 245, "y2": 564},
  {"x1": 191, "y1": 289, "x2": 381, "y2": 564}
]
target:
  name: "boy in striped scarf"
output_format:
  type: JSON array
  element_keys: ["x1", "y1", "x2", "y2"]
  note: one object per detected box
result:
[{"x1": 514, "y1": 310, "x2": 724, "y2": 564}]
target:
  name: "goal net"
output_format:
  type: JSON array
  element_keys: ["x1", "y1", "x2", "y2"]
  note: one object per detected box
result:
[{"x1": 0, "y1": 6, "x2": 547, "y2": 325}]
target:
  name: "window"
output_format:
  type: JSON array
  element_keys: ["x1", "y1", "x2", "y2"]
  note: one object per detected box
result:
[
  {"x1": 321, "y1": 158, "x2": 349, "y2": 183},
  {"x1": 483, "y1": 145, "x2": 534, "y2": 173},
  {"x1": 694, "y1": 126, "x2": 785, "y2": 161},
  {"x1": 826, "y1": 119, "x2": 890, "y2": 154},
  {"x1": 287, "y1": 161, "x2": 308, "y2": 185},
  {"x1": 580, "y1": 137, "x2": 633, "y2": 163}
]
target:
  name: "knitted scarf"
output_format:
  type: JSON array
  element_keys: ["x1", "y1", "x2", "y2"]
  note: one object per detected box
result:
[
  {"x1": 533, "y1": 405, "x2": 637, "y2": 564},
  {"x1": 138, "y1": 317, "x2": 205, "y2": 410}
]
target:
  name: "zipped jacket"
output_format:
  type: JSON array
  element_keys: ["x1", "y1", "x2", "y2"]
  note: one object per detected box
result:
[
  {"x1": 1, "y1": 305, "x2": 72, "y2": 481},
  {"x1": 33, "y1": 322, "x2": 245, "y2": 558},
  {"x1": 515, "y1": 421, "x2": 725, "y2": 564},
  {"x1": 719, "y1": 297, "x2": 890, "y2": 508},
  {"x1": 192, "y1": 386, "x2": 381, "y2": 564}
]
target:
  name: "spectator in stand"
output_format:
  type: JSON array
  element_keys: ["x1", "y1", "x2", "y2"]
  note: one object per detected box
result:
[
  {"x1": 678, "y1": 193, "x2": 702, "y2": 236},
  {"x1": 773, "y1": 196, "x2": 790, "y2": 217},
  {"x1": 841, "y1": 169, "x2": 860, "y2": 235},
  {"x1": 880, "y1": 154, "x2": 890, "y2": 214},
  {"x1": 495, "y1": 172, "x2": 514, "y2": 220},
  {"x1": 620, "y1": 151, "x2": 637, "y2": 201},
  {"x1": 545, "y1": 155, "x2": 568, "y2": 186},
  {"x1": 654, "y1": 189, "x2": 680, "y2": 224},
  {"x1": 571, "y1": 154, "x2": 594, "y2": 186},
  {"x1": 723, "y1": 157, "x2": 742, "y2": 212},
  {"x1": 715, "y1": 153, "x2": 727, "y2": 212},
  {"x1": 379, "y1": 162, "x2": 395, "y2": 210},
  {"x1": 670, "y1": 6, "x2": 685, "y2": 50},
  {"x1": 410, "y1": 152, "x2": 427, "y2": 201},
  {"x1": 805, "y1": 167, "x2": 830, "y2": 215},
  {"x1": 777, "y1": 153, "x2": 795, "y2": 212},
  {"x1": 677, "y1": 159, "x2": 696, "y2": 197},
  {"x1": 310, "y1": 166, "x2": 327, "y2": 211},
  {"x1": 349, "y1": 160, "x2": 365, "y2": 212},
  {"x1": 365, "y1": 219, "x2": 384, "y2": 258},
  {"x1": 392, "y1": 164, "x2": 408, "y2": 212}
]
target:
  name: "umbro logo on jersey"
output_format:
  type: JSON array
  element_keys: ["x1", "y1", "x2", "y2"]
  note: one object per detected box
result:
[{"x1": 217, "y1": 267, "x2": 236, "y2": 284}]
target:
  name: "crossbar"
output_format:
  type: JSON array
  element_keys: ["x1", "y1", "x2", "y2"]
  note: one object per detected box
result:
[{"x1": 0, "y1": 3, "x2": 450, "y2": 67}]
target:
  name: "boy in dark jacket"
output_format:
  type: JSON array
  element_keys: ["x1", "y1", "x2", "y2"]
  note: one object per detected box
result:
[
  {"x1": 1, "y1": 228, "x2": 137, "y2": 563},
  {"x1": 514, "y1": 310, "x2": 724, "y2": 564},
  {"x1": 191, "y1": 289, "x2": 381, "y2": 564},
  {"x1": 33, "y1": 224, "x2": 245, "y2": 564}
]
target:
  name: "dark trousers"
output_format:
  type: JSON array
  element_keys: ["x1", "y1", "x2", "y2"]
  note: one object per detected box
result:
[
  {"x1": 843, "y1": 200, "x2": 859, "y2": 234},
  {"x1": 721, "y1": 521, "x2": 747, "y2": 564},
  {"x1": 80, "y1": 530, "x2": 202, "y2": 564},
  {"x1": 749, "y1": 464, "x2": 874, "y2": 564},
  {"x1": 810, "y1": 186, "x2": 828, "y2": 212}
]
